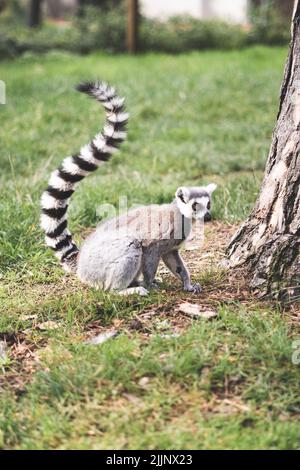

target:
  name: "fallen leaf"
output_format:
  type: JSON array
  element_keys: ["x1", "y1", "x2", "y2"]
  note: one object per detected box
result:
[
  {"x1": 159, "y1": 353, "x2": 168, "y2": 359},
  {"x1": 37, "y1": 321, "x2": 60, "y2": 330},
  {"x1": 155, "y1": 319, "x2": 170, "y2": 330},
  {"x1": 112, "y1": 318, "x2": 124, "y2": 328},
  {"x1": 0, "y1": 341, "x2": 7, "y2": 361},
  {"x1": 140, "y1": 310, "x2": 159, "y2": 319},
  {"x1": 20, "y1": 314, "x2": 38, "y2": 321},
  {"x1": 178, "y1": 302, "x2": 218, "y2": 319},
  {"x1": 159, "y1": 333, "x2": 180, "y2": 339},
  {"x1": 84, "y1": 330, "x2": 118, "y2": 345},
  {"x1": 214, "y1": 398, "x2": 251, "y2": 415},
  {"x1": 123, "y1": 393, "x2": 143, "y2": 406}
]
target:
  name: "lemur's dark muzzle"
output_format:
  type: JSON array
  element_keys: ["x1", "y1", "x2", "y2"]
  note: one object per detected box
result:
[{"x1": 204, "y1": 212, "x2": 211, "y2": 222}]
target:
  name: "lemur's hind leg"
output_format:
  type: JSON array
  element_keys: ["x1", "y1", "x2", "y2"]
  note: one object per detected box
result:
[
  {"x1": 127, "y1": 245, "x2": 161, "y2": 290},
  {"x1": 162, "y1": 250, "x2": 201, "y2": 293},
  {"x1": 77, "y1": 234, "x2": 143, "y2": 292},
  {"x1": 140, "y1": 245, "x2": 161, "y2": 289}
]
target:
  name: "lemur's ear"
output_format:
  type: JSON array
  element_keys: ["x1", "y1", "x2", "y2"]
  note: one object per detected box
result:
[
  {"x1": 206, "y1": 183, "x2": 217, "y2": 195},
  {"x1": 176, "y1": 187, "x2": 190, "y2": 204}
]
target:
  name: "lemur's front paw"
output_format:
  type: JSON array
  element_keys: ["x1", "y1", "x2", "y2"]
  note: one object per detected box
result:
[
  {"x1": 185, "y1": 283, "x2": 202, "y2": 294},
  {"x1": 135, "y1": 286, "x2": 149, "y2": 296}
]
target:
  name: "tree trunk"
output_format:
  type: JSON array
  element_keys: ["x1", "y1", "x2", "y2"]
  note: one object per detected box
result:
[
  {"x1": 226, "y1": 0, "x2": 300, "y2": 300},
  {"x1": 28, "y1": 0, "x2": 43, "y2": 27}
]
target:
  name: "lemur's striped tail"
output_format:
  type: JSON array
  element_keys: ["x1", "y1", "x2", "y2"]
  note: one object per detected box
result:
[{"x1": 40, "y1": 81, "x2": 128, "y2": 272}]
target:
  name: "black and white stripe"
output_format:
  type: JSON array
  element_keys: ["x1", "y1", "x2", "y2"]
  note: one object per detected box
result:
[{"x1": 40, "y1": 81, "x2": 128, "y2": 272}]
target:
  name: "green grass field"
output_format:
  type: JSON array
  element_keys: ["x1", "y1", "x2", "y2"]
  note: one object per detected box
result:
[{"x1": 0, "y1": 47, "x2": 299, "y2": 450}]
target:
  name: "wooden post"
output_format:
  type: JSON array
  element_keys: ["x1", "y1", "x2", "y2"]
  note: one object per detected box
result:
[{"x1": 127, "y1": 0, "x2": 139, "y2": 53}]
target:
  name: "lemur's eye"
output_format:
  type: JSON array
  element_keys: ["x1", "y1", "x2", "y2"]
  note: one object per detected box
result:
[
  {"x1": 192, "y1": 202, "x2": 198, "y2": 211},
  {"x1": 207, "y1": 201, "x2": 211, "y2": 210}
]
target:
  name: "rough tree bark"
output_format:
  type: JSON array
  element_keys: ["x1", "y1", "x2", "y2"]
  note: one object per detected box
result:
[{"x1": 226, "y1": 1, "x2": 300, "y2": 299}]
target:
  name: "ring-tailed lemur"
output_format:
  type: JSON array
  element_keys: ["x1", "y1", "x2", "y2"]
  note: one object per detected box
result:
[{"x1": 41, "y1": 81, "x2": 217, "y2": 295}]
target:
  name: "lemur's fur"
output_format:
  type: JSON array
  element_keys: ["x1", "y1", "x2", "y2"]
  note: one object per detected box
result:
[{"x1": 41, "y1": 81, "x2": 216, "y2": 295}]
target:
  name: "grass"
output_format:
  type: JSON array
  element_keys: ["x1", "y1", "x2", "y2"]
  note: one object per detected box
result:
[{"x1": 0, "y1": 46, "x2": 300, "y2": 450}]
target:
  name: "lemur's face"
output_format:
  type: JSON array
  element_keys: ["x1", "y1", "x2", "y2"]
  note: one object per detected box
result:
[{"x1": 175, "y1": 184, "x2": 217, "y2": 220}]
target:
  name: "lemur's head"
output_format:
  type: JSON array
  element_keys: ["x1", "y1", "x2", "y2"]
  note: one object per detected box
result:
[{"x1": 175, "y1": 184, "x2": 217, "y2": 221}]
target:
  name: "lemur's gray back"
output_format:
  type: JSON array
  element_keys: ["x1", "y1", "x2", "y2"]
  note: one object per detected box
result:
[{"x1": 40, "y1": 81, "x2": 128, "y2": 272}]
